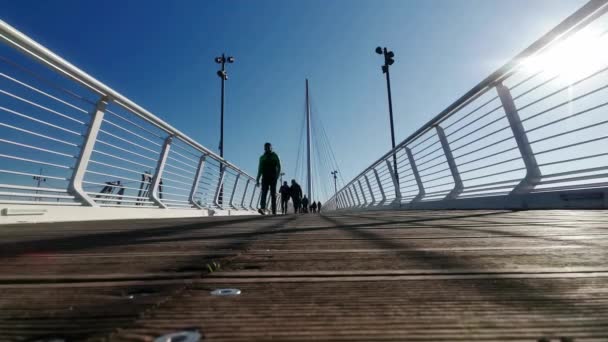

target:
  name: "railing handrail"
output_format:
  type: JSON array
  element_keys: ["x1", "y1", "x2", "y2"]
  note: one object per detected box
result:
[
  {"x1": 336, "y1": 0, "x2": 608, "y2": 193},
  {"x1": 0, "y1": 19, "x2": 255, "y2": 181}
]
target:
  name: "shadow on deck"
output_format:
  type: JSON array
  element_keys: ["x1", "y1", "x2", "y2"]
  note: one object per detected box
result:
[{"x1": 1, "y1": 210, "x2": 607, "y2": 341}]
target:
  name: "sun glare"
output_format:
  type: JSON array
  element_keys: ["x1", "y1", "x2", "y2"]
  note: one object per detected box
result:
[{"x1": 523, "y1": 29, "x2": 608, "y2": 83}]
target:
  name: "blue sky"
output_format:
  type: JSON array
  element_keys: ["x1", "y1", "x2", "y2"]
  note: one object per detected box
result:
[{"x1": 1, "y1": 0, "x2": 588, "y2": 200}]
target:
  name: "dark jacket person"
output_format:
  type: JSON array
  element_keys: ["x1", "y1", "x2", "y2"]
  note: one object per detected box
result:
[
  {"x1": 290, "y1": 180, "x2": 303, "y2": 213},
  {"x1": 256, "y1": 142, "x2": 281, "y2": 215},
  {"x1": 279, "y1": 181, "x2": 291, "y2": 215},
  {"x1": 301, "y1": 195, "x2": 309, "y2": 213}
]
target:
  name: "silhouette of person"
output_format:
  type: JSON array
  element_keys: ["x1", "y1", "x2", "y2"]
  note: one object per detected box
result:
[
  {"x1": 301, "y1": 195, "x2": 309, "y2": 213},
  {"x1": 290, "y1": 179, "x2": 303, "y2": 213},
  {"x1": 311, "y1": 201, "x2": 317, "y2": 213},
  {"x1": 256, "y1": 142, "x2": 281, "y2": 215},
  {"x1": 317, "y1": 201, "x2": 322, "y2": 213},
  {"x1": 279, "y1": 181, "x2": 290, "y2": 215}
]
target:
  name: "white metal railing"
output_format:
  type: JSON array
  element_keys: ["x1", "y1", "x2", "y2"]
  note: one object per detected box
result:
[
  {"x1": 0, "y1": 20, "x2": 259, "y2": 213},
  {"x1": 326, "y1": 0, "x2": 608, "y2": 211}
]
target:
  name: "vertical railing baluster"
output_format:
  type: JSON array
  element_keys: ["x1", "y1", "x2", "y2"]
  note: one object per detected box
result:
[
  {"x1": 347, "y1": 187, "x2": 356, "y2": 208},
  {"x1": 241, "y1": 179, "x2": 250, "y2": 210},
  {"x1": 249, "y1": 186, "x2": 257, "y2": 211},
  {"x1": 364, "y1": 174, "x2": 376, "y2": 206},
  {"x1": 150, "y1": 136, "x2": 172, "y2": 208},
  {"x1": 406, "y1": 147, "x2": 425, "y2": 201},
  {"x1": 69, "y1": 96, "x2": 109, "y2": 207},
  {"x1": 436, "y1": 126, "x2": 463, "y2": 199},
  {"x1": 358, "y1": 179, "x2": 367, "y2": 206},
  {"x1": 373, "y1": 167, "x2": 386, "y2": 204},
  {"x1": 352, "y1": 185, "x2": 362, "y2": 207},
  {"x1": 213, "y1": 164, "x2": 226, "y2": 209},
  {"x1": 386, "y1": 159, "x2": 401, "y2": 205},
  {"x1": 255, "y1": 186, "x2": 262, "y2": 210},
  {"x1": 496, "y1": 82, "x2": 541, "y2": 194},
  {"x1": 341, "y1": 191, "x2": 349, "y2": 209},
  {"x1": 189, "y1": 155, "x2": 206, "y2": 209},
  {"x1": 229, "y1": 173, "x2": 240, "y2": 209}
]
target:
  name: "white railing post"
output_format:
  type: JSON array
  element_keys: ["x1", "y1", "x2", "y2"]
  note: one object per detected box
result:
[
  {"x1": 344, "y1": 191, "x2": 351, "y2": 208},
  {"x1": 364, "y1": 174, "x2": 376, "y2": 205},
  {"x1": 347, "y1": 187, "x2": 356, "y2": 208},
  {"x1": 213, "y1": 164, "x2": 226, "y2": 209},
  {"x1": 358, "y1": 179, "x2": 368, "y2": 206},
  {"x1": 496, "y1": 82, "x2": 542, "y2": 194},
  {"x1": 341, "y1": 192, "x2": 349, "y2": 209},
  {"x1": 405, "y1": 147, "x2": 425, "y2": 201},
  {"x1": 69, "y1": 96, "x2": 109, "y2": 207},
  {"x1": 150, "y1": 136, "x2": 173, "y2": 208},
  {"x1": 229, "y1": 173, "x2": 240, "y2": 209},
  {"x1": 436, "y1": 126, "x2": 463, "y2": 199},
  {"x1": 189, "y1": 155, "x2": 206, "y2": 209},
  {"x1": 373, "y1": 167, "x2": 386, "y2": 204},
  {"x1": 349, "y1": 188, "x2": 356, "y2": 208},
  {"x1": 241, "y1": 179, "x2": 250, "y2": 210},
  {"x1": 386, "y1": 159, "x2": 402, "y2": 204},
  {"x1": 355, "y1": 184, "x2": 363, "y2": 207},
  {"x1": 255, "y1": 186, "x2": 262, "y2": 209},
  {"x1": 351, "y1": 185, "x2": 362, "y2": 207},
  {"x1": 249, "y1": 185, "x2": 257, "y2": 210}
]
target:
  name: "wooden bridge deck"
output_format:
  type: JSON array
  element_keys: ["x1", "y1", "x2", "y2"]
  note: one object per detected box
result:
[{"x1": 1, "y1": 210, "x2": 608, "y2": 341}]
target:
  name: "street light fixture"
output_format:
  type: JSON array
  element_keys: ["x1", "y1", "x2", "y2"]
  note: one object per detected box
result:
[
  {"x1": 215, "y1": 53, "x2": 235, "y2": 158},
  {"x1": 331, "y1": 170, "x2": 338, "y2": 198},
  {"x1": 215, "y1": 53, "x2": 235, "y2": 204},
  {"x1": 375, "y1": 46, "x2": 398, "y2": 182}
]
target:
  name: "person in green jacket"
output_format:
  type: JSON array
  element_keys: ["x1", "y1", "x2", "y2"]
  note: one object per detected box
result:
[{"x1": 256, "y1": 142, "x2": 281, "y2": 215}]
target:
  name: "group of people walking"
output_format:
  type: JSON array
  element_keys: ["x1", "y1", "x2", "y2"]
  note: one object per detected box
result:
[
  {"x1": 279, "y1": 181, "x2": 322, "y2": 214},
  {"x1": 256, "y1": 142, "x2": 322, "y2": 216}
]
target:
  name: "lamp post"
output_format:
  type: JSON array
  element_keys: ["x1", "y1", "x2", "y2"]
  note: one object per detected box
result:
[
  {"x1": 215, "y1": 53, "x2": 235, "y2": 159},
  {"x1": 215, "y1": 53, "x2": 235, "y2": 204},
  {"x1": 375, "y1": 46, "x2": 398, "y2": 182},
  {"x1": 331, "y1": 170, "x2": 338, "y2": 198}
]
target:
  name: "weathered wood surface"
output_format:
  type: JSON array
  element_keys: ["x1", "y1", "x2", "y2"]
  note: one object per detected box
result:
[{"x1": 1, "y1": 210, "x2": 607, "y2": 341}]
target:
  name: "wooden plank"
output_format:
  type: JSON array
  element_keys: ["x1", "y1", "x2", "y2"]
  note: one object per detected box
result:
[{"x1": 1, "y1": 210, "x2": 607, "y2": 341}]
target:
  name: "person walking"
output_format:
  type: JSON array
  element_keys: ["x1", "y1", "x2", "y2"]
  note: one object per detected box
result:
[
  {"x1": 311, "y1": 201, "x2": 317, "y2": 213},
  {"x1": 301, "y1": 195, "x2": 309, "y2": 214},
  {"x1": 256, "y1": 142, "x2": 281, "y2": 215},
  {"x1": 317, "y1": 201, "x2": 322, "y2": 213},
  {"x1": 279, "y1": 181, "x2": 290, "y2": 215},
  {"x1": 290, "y1": 179, "x2": 302, "y2": 213}
]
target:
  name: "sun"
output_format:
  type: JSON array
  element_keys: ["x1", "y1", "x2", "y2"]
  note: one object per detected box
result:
[{"x1": 523, "y1": 29, "x2": 608, "y2": 83}]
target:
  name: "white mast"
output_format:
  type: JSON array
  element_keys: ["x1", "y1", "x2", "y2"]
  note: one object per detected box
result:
[{"x1": 306, "y1": 79, "x2": 312, "y2": 200}]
